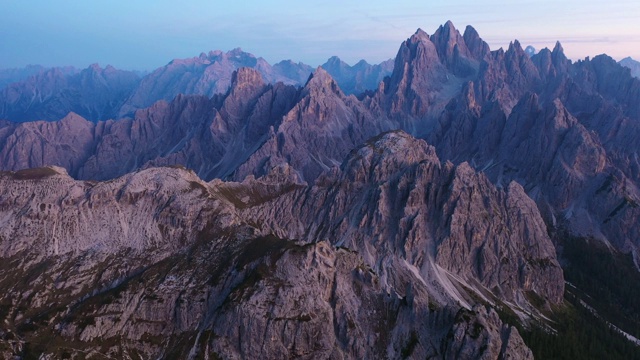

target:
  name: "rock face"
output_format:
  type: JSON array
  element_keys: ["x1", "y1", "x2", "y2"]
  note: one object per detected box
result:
[
  {"x1": 0, "y1": 131, "x2": 561, "y2": 358},
  {"x1": 429, "y1": 40, "x2": 640, "y2": 252},
  {"x1": 0, "y1": 65, "x2": 140, "y2": 122}
]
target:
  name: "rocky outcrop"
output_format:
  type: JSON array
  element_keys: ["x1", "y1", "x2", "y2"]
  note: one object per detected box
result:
[{"x1": 444, "y1": 306, "x2": 533, "y2": 360}]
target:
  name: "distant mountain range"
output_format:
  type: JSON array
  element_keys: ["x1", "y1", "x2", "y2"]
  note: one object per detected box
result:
[
  {"x1": 0, "y1": 64, "x2": 140, "y2": 122},
  {"x1": 0, "y1": 50, "x2": 394, "y2": 121},
  {"x1": 1, "y1": 20, "x2": 640, "y2": 359},
  {"x1": 620, "y1": 56, "x2": 640, "y2": 78},
  {"x1": 0, "y1": 64, "x2": 49, "y2": 89}
]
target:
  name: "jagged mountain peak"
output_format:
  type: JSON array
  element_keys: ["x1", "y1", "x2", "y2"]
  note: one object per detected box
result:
[
  {"x1": 320, "y1": 56, "x2": 350, "y2": 74},
  {"x1": 274, "y1": 59, "x2": 308, "y2": 67},
  {"x1": 302, "y1": 66, "x2": 343, "y2": 97},
  {"x1": 222, "y1": 67, "x2": 268, "y2": 116},
  {"x1": 551, "y1": 41, "x2": 570, "y2": 68},
  {"x1": 393, "y1": 28, "x2": 440, "y2": 74},
  {"x1": 507, "y1": 39, "x2": 525, "y2": 55},
  {"x1": 320, "y1": 57, "x2": 393, "y2": 95},
  {"x1": 443, "y1": 19, "x2": 457, "y2": 30},
  {"x1": 58, "y1": 111, "x2": 90, "y2": 125},
  {"x1": 620, "y1": 56, "x2": 640, "y2": 78},
  {"x1": 463, "y1": 25, "x2": 491, "y2": 60},
  {"x1": 410, "y1": 27, "x2": 430, "y2": 42},
  {"x1": 432, "y1": 20, "x2": 462, "y2": 43},
  {"x1": 230, "y1": 67, "x2": 265, "y2": 89},
  {"x1": 86, "y1": 63, "x2": 103, "y2": 72},
  {"x1": 227, "y1": 47, "x2": 246, "y2": 55},
  {"x1": 552, "y1": 41, "x2": 564, "y2": 55},
  {"x1": 431, "y1": 20, "x2": 476, "y2": 76},
  {"x1": 325, "y1": 55, "x2": 343, "y2": 65},
  {"x1": 353, "y1": 59, "x2": 370, "y2": 68},
  {"x1": 432, "y1": 20, "x2": 464, "y2": 44}
]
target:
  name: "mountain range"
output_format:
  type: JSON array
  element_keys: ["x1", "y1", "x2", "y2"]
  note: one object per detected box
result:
[
  {"x1": 0, "y1": 50, "x2": 394, "y2": 122},
  {"x1": 1, "y1": 20, "x2": 640, "y2": 359}
]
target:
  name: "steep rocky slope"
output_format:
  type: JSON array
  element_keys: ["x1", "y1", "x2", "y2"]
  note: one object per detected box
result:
[{"x1": 0, "y1": 131, "x2": 559, "y2": 358}]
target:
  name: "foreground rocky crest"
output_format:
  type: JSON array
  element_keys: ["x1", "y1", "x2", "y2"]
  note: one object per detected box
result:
[{"x1": 0, "y1": 132, "x2": 558, "y2": 358}]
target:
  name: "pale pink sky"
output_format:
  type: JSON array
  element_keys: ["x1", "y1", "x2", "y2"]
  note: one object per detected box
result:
[{"x1": 1, "y1": 0, "x2": 638, "y2": 69}]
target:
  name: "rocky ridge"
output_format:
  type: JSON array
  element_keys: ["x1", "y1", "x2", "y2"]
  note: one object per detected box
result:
[{"x1": 0, "y1": 131, "x2": 560, "y2": 358}]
